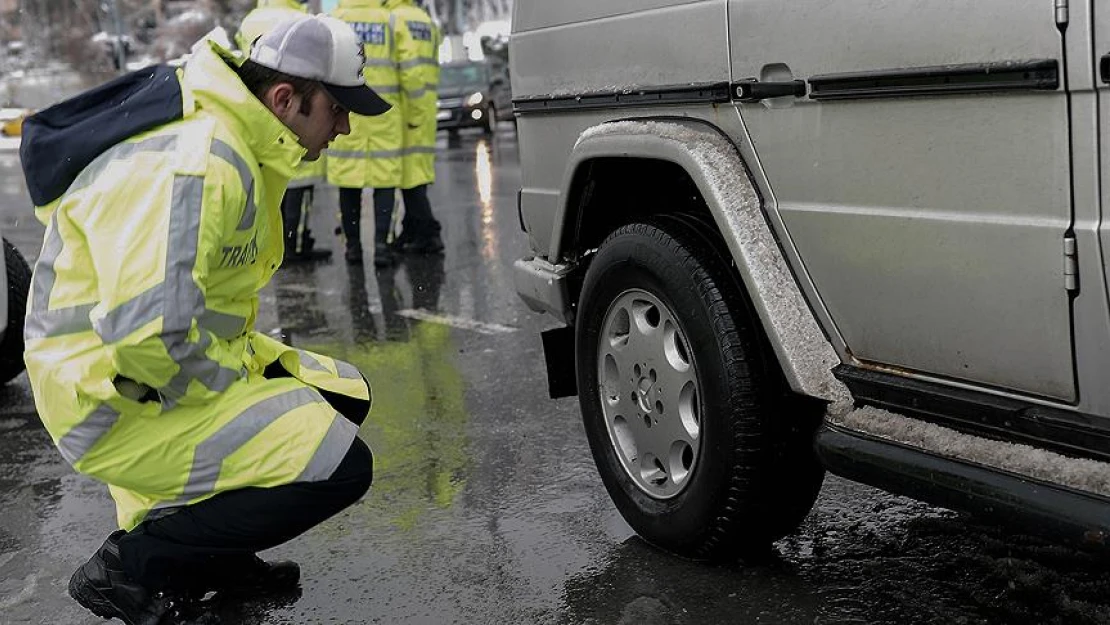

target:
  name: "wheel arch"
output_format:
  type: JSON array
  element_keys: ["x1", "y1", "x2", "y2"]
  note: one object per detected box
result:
[{"x1": 555, "y1": 118, "x2": 846, "y2": 402}]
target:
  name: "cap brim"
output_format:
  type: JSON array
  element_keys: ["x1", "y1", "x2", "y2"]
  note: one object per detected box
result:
[{"x1": 322, "y1": 83, "x2": 391, "y2": 116}]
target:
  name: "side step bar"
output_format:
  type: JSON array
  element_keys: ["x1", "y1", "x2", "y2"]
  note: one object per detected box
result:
[
  {"x1": 833, "y1": 364, "x2": 1110, "y2": 464},
  {"x1": 815, "y1": 422, "x2": 1110, "y2": 549}
]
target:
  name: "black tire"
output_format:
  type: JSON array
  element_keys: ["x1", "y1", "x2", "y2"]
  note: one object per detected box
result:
[
  {"x1": 576, "y1": 217, "x2": 824, "y2": 561},
  {"x1": 0, "y1": 237, "x2": 30, "y2": 384}
]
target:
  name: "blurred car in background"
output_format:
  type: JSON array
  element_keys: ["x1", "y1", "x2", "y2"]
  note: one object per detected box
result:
[
  {"x1": 436, "y1": 60, "x2": 513, "y2": 136},
  {"x1": 0, "y1": 231, "x2": 30, "y2": 384},
  {"x1": 0, "y1": 107, "x2": 30, "y2": 137}
]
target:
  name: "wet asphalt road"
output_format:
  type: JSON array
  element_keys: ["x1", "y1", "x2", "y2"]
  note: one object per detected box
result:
[{"x1": 1, "y1": 125, "x2": 1110, "y2": 625}]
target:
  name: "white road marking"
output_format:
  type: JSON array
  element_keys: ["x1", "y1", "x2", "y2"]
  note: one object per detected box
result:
[{"x1": 397, "y1": 309, "x2": 517, "y2": 335}]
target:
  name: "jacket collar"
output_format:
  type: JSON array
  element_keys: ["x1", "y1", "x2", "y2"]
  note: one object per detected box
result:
[
  {"x1": 182, "y1": 41, "x2": 306, "y2": 178},
  {"x1": 382, "y1": 0, "x2": 412, "y2": 10}
]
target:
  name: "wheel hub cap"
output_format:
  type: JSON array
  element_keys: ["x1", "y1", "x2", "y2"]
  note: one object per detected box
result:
[{"x1": 597, "y1": 289, "x2": 701, "y2": 500}]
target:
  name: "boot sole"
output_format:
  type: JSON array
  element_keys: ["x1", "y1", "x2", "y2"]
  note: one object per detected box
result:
[{"x1": 69, "y1": 567, "x2": 129, "y2": 622}]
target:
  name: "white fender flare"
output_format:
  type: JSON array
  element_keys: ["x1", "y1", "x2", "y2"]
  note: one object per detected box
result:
[{"x1": 560, "y1": 119, "x2": 848, "y2": 403}]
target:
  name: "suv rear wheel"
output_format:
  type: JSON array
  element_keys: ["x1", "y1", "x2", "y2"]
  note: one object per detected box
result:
[
  {"x1": 576, "y1": 217, "x2": 824, "y2": 561},
  {"x1": 0, "y1": 237, "x2": 30, "y2": 384}
]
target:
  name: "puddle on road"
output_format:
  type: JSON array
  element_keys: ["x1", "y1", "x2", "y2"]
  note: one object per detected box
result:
[{"x1": 556, "y1": 476, "x2": 1110, "y2": 625}]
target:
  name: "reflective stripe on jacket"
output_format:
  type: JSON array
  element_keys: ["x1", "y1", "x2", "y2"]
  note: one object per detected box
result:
[
  {"x1": 388, "y1": 0, "x2": 440, "y2": 189},
  {"x1": 327, "y1": 0, "x2": 402, "y2": 189},
  {"x1": 23, "y1": 41, "x2": 370, "y2": 530}
]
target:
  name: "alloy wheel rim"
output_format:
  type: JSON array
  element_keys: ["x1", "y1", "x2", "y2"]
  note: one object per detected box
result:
[{"x1": 597, "y1": 288, "x2": 702, "y2": 499}]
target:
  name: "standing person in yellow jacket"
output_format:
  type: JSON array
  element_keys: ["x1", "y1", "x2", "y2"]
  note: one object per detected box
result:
[
  {"x1": 327, "y1": 0, "x2": 402, "y2": 267},
  {"x1": 19, "y1": 15, "x2": 390, "y2": 623},
  {"x1": 329, "y1": 0, "x2": 443, "y2": 268},
  {"x1": 237, "y1": 0, "x2": 333, "y2": 262}
]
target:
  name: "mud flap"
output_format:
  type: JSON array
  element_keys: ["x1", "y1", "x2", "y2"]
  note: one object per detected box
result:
[{"x1": 541, "y1": 326, "x2": 577, "y2": 399}]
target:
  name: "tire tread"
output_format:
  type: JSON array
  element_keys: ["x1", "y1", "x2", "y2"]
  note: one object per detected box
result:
[
  {"x1": 0, "y1": 238, "x2": 30, "y2": 384},
  {"x1": 577, "y1": 218, "x2": 823, "y2": 561}
]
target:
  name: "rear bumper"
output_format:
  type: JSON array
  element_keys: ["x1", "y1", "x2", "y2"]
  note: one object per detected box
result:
[{"x1": 816, "y1": 422, "x2": 1110, "y2": 549}]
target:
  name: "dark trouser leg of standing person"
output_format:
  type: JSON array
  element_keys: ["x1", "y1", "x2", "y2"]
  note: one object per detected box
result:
[
  {"x1": 372, "y1": 188, "x2": 398, "y2": 268},
  {"x1": 281, "y1": 187, "x2": 307, "y2": 257},
  {"x1": 399, "y1": 185, "x2": 443, "y2": 254},
  {"x1": 339, "y1": 187, "x2": 364, "y2": 264},
  {"x1": 282, "y1": 187, "x2": 331, "y2": 262},
  {"x1": 297, "y1": 188, "x2": 331, "y2": 261}
]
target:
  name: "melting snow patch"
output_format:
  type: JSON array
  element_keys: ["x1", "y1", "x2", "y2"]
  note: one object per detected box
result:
[{"x1": 829, "y1": 405, "x2": 1110, "y2": 497}]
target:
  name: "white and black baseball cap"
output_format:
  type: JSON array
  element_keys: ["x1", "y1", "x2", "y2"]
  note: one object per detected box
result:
[{"x1": 249, "y1": 14, "x2": 391, "y2": 116}]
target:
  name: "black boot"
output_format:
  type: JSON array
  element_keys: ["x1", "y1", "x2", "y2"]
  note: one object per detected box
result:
[
  {"x1": 402, "y1": 234, "x2": 444, "y2": 255},
  {"x1": 345, "y1": 242, "x2": 364, "y2": 264},
  {"x1": 68, "y1": 531, "x2": 180, "y2": 625},
  {"x1": 374, "y1": 241, "x2": 397, "y2": 268},
  {"x1": 295, "y1": 230, "x2": 333, "y2": 262}
]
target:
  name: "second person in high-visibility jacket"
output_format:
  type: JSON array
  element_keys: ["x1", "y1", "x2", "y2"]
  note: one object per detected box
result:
[
  {"x1": 327, "y1": 0, "x2": 402, "y2": 266},
  {"x1": 329, "y1": 0, "x2": 443, "y2": 268}
]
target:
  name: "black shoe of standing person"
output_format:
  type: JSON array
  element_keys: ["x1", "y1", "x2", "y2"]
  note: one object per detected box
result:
[
  {"x1": 345, "y1": 243, "x2": 364, "y2": 265},
  {"x1": 68, "y1": 531, "x2": 179, "y2": 625},
  {"x1": 402, "y1": 235, "x2": 444, "y2": 255},
  {"x1": 284, "y1": 234, "x2": 333, "y2": 264},
  {"x1": 210, "y1": 555, "x2": 300, "y2": 598},
  {"x1": 298, "y1": 232, "x2": 332, "y2": 262},
  {"x1": 285, "y1": 248, "x2": 334, "y2": 263},
  {"x1": 374, "y1": 242, "x2": 397, "y2": 268}
]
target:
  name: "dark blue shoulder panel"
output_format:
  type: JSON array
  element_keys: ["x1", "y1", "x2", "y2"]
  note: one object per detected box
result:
[{"x1": 19, "y1": 64, "x2": 184, "y2": 207}]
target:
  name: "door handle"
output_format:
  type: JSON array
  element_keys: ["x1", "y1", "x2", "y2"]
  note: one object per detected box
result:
[
  {"x1": 1101, "y1": 53, "x2": 1110, "y2": 84},
  {"x1": 733, "y1": 79, "x2": 807, "y2": 103}
]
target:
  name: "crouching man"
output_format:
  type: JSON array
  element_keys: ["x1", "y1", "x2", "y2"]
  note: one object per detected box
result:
[{"x1": 19, "y1": 14, "x2": 390, "y2": 624}]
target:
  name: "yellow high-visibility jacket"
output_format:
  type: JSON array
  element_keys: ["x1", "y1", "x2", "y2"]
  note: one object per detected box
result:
[
  {"x1": 22, "y1": 41, "x2": 370, "y2": 530},
  {"x1": 386, "y1": 0, "x2": 441, "y2": 189},
  {"x1": 235, "y1": 0, "x2": 306, "y2": 51},
  {"x1": 327, "y1": 0, "x2": 402, "y2": 189},
  {"x1": 235, "y1": 0, "x2": 326, "y2": 188}
]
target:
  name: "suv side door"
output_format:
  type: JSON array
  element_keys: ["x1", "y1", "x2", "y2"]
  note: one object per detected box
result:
[{"x1": 729, "y1": 1, "x2": 1076, "y2": 400}]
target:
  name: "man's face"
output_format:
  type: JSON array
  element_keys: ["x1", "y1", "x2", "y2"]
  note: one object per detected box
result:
[{"x1": 277, "y1": 87, "x2": 351, "y2": 161}]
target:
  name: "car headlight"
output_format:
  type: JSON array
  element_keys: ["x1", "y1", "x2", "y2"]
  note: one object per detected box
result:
[{"x1": 466, "y1": 92, "x2": 484, "y2": 107}]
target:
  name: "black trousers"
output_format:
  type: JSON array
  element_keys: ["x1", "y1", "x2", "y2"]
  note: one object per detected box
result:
[
  {"x1": 117, "y1": 365, "x2": 372, "y2": 592},
  {"x1": 338, "y1": 187, "x2": 364, "y2": 249},
  {"x1": 379, "y1": 185, "x2": 441, "y2": 242},
  {"x1": 339, "y1": 186, "x2": 441, "y2": 249},
  {"x1": 281, "y1": 187, "x2": 310, "y2": 250}
]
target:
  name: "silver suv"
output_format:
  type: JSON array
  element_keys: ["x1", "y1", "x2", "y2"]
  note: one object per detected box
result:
[{"x1": 510, "y1": 0, "x2": 1110, "y2": 558}]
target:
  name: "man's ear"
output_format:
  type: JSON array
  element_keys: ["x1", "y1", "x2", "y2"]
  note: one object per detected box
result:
[{"x1": 266, "y1": 83, "x2": 297, "y2": 118}]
